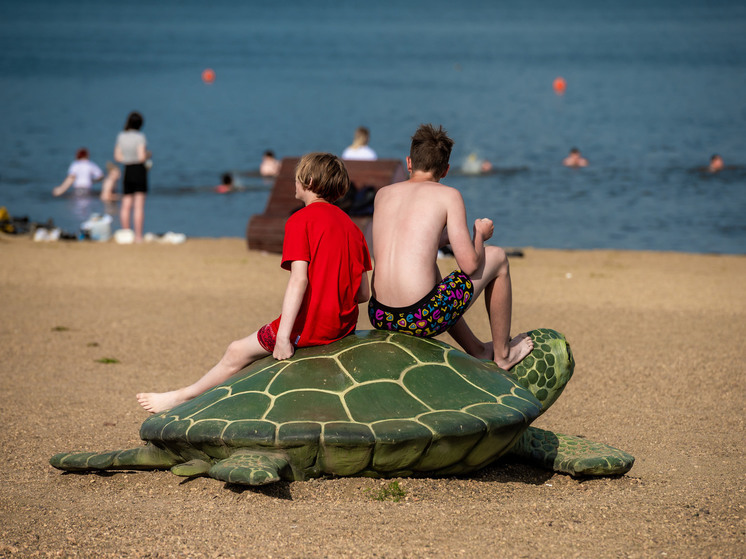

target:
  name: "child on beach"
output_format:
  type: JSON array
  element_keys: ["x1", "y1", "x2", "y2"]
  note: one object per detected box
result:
[
  {"x1": 137, "y1": 153, "x2": 372, "y2": 413},
  {"x1": 367, "y1": 124, "x2": 533, "y2": 370}
]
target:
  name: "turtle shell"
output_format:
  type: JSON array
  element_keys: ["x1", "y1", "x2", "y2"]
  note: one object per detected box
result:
[{"x1": 141, "y1": 330, "x2": 543, "y2": 480}]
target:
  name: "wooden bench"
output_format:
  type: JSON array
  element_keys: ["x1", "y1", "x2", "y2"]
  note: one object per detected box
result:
[{"x1": 246, "y1": 158, "x2": 406, "y2": 253}]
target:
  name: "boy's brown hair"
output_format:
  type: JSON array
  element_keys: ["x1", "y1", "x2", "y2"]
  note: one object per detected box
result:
[
  {"x1": 409, "y1": 124, "x2": 454, "y2": 180},
  {"x1": 295, "y1": 152, "x2": 349, "y2": 202}
]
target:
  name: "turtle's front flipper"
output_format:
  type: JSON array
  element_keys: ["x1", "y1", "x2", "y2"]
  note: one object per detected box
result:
[
  {"x1": 208, "y1": 450, "x2": 288, "y2": 486},
  {"x1": 50, "y1": 443, "x2": 179, "y2": 472},
  {"x1": 508, "y1": 426, "x2": 635, "y2": 477}
]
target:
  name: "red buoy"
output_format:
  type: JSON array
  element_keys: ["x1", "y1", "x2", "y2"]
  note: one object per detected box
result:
[
  {"x1": 202, "y1": 68, "x2": 216, "y2": 84},
  {"x1": 553, "y1": 76, "x2": 566, "y2": 95}
]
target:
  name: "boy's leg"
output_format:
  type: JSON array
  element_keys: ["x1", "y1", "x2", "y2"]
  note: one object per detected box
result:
[
  {"x1": 435, "y1": 267, "x2": 492, "y2": 360},
  {"x1": 447, "y1": 317, "x2": 493, "y2": 360},
  {"x1": 465, "y1": 246, "x2": 533, "y2": 369},
  {"x1": 136, "y1": 331, "x2": 270, "y2": 414}
]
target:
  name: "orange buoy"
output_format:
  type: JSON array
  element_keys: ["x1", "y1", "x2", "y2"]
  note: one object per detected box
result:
[
  {"x1": 553, "y1": 76, "x2": 566, "y2": 95},
  {"x1": 202, "y1": 68, "x2": 216, "y2": 84}
]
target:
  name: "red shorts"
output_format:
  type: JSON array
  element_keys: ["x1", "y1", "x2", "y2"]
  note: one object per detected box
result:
[{"x1": 257, "y1": 323, "x2": 277, "y2": 353}]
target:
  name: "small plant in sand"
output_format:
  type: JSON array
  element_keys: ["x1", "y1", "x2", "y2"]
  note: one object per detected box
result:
[
  {"x1": 51, "y1": 326, "x2": 69, "y2": 332},
  {"x1": 95, "y1": 357, "x2": 120, "y2": 364},
  {"x1": 366, "y1": 480, "x2": 406, "y2": 503}
]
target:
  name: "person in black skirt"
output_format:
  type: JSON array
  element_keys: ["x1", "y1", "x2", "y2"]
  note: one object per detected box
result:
[{"x1": 114, "y1": 111, "x2": 150, "y2": 242}]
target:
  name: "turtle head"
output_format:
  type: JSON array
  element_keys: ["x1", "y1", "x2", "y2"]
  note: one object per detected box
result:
[{"x1": 508, "y1": 329, "x2": 574, "y2": 414}]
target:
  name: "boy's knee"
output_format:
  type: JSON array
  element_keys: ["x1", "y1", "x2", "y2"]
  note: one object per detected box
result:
[
  {"x1": 224, "y1": 340, "x2": 244, "y2": 361},
  {"x1": 486, "y1": 245, "x2": 507, "y2": 261},
  {"x1": 485, "y1": 245, "x2": 509, "y2": 272}
]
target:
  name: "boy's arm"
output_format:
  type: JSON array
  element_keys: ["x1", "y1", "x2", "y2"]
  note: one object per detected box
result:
[
  {"x1": 356, "y1": 271, "x2": 370, "y2": 303},
  {"x1": 273, "y1": 260, "x2": 309, "y2": 360},
  {"x1": 444, "y1": 189, "x2": 493, "y2": 276}
]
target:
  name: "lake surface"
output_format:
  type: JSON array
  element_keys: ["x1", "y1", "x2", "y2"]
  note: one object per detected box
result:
[{"x1": 1, "y1": 0, "x2": 745, "y2": 253}]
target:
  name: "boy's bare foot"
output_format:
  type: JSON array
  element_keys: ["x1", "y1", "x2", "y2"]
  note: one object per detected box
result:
[
  {"x1": 494, "y1": 333, "x2": 534, "y2": 370},
  {"x1": 136, "y1": 390, "x2": 187, "y2": 414}
]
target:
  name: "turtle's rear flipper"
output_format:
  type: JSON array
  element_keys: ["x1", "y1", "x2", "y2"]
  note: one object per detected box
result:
[
  {"x1": 171, "y1": 459, "x2": 212, "y2": 477},
  {"x1": 50, "y1": 443, "x2": 179, "y2": 472},
  {"x1": 208, "y1": 450, "x2": 288, "y2": 485},
  {"x1": 508, "y1": 426, "x2": 635, "y2": 476}
]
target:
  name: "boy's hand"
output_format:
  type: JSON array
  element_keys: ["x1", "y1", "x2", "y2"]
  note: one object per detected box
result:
[
  {"x1": 273, "y1": 338, "x2": 295, "y2": 360},
  {"x1": 474, "y1": 218, "x2": 494, "y2": 241}
]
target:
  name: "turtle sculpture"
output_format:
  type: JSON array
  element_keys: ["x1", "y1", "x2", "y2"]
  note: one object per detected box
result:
[{"x1": 51, "y1": 329, "x2": 634, "y2": 486}]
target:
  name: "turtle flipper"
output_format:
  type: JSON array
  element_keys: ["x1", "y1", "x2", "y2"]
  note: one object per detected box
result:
[
  {"x1": 50, "y1": 443, "x2": 179, "y2": 472},
  {"x1": 508, "y1": 426, "x2": 635, "y2": 477},
  {"x1": 171, "y1": 459, "x2": 212, "y2": 477},
  {"x1": 208, "y1": 451, "x2": 288, "y2": 486}
]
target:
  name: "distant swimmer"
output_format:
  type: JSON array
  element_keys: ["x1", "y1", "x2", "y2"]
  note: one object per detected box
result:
[
  {"x1": 462, "y1": 153, "x2": 493, "y2": 175},
  {"x1": 260, "y1": 150, "x2": 281, "y2": 177},
  {"x1": 708, "y1": 154, "x2": 724, "y2": 173},
  {"x1": 563, "y1": 147, "x2": 588, "y2": 168},
  {"x1": 215, "y1": 173, "x2": 234, "y2": 193},
  {"x1": 342, "y1": 126, "x2": 377, "y2": 161},
  {"x1": 52, "y1": 148, "x2": 104, "y2": 196}
]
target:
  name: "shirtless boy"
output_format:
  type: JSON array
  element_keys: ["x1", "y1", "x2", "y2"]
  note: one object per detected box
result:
[{"x1": 367, "y1": 124, "x2": 532, "y2": 370}]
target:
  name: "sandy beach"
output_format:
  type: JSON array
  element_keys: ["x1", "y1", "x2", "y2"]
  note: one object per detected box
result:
[{"x1": 1, "y1": 234, "x2": 743, "y2": 558}]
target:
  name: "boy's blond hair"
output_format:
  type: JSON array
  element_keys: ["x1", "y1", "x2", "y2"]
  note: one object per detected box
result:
[{"x1": 295, "y1": 152, "x2": 350, "y2": 202}]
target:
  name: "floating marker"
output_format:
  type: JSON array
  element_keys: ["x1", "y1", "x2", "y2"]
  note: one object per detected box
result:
[
  {"x1": 553, "y1": 76, "x2": 566, "y2": 95},
  {"x1": 202, "y1": 68, "x2": 216, "y2": 84}
]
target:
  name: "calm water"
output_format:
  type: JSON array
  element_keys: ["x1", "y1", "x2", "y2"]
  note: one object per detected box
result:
[{"x1": 1, "y1": 0, "x2": 745, "y2": 253}]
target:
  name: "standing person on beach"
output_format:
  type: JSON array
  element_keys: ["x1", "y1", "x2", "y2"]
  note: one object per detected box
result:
[
  {"x1": 137, "y1": 153, "x2": 372, "y2": 414},
  {"x1": 52, "y1": 148, "x2": 104, "y2": 196},
  {"x1": 367, "y1": 124, "x2": 533, "y2": 370},
  {"x1": 114, "y1": 111, "x2": 150, "y2": 242},
  {"x1": 342, "y1": 126, "x2": 377, "y2": 161}
]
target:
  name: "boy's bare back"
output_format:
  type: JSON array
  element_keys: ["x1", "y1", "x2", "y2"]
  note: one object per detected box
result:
[{"x1": 371, "y1": 176, "x2": 477, "y2": 307}]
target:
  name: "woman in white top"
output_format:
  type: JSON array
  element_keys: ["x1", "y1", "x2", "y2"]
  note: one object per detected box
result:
[
  {"x1": 114, "y1": 111, "x2": 150, "y2": 242},
  {"x1": 52, "y1": 148, "x2": 104, "y2": 196},
  {"x1": 342, "y1": 126, "x2": 377, "y2": 161}
]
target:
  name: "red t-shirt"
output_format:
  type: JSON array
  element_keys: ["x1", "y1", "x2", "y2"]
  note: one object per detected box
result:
[{"x1": 269, "y1": 202, "x2": 371, "y2": 347}]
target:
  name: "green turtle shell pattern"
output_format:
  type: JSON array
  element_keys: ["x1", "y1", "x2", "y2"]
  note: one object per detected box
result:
[
  {"x1": 51, "y1": 328, "x2": 633, "y2": 484},
  {"x1": 138, "y1": 330, "x2": 544, "y2": 480}
]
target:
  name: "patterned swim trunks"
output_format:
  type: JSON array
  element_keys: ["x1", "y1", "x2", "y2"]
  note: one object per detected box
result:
[{"x1": 367, "y1": 270, "x2": 474, "y2": 337}]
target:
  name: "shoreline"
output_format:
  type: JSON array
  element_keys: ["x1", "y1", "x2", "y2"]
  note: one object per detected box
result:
[{"x1": 1, "y1": 235, "x2": 743, "y2": 557}]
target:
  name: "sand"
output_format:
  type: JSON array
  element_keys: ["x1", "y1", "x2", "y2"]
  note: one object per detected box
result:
[{"x1": 0, "y1": 234, "x2": 743, "y2": 558}]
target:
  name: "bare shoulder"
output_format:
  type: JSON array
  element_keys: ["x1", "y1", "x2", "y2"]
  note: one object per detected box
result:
[
  {"x1": 382, "y1": 180, "x2": 461, "y2": 199},
  {"x1": 428, "y1": 182, "x2": 465, "y2": 207}
]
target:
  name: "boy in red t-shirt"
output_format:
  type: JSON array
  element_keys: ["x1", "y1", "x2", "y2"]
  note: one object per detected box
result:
[{"x1": 137, "y1": 153, "x2": 371, "y2": 414}]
